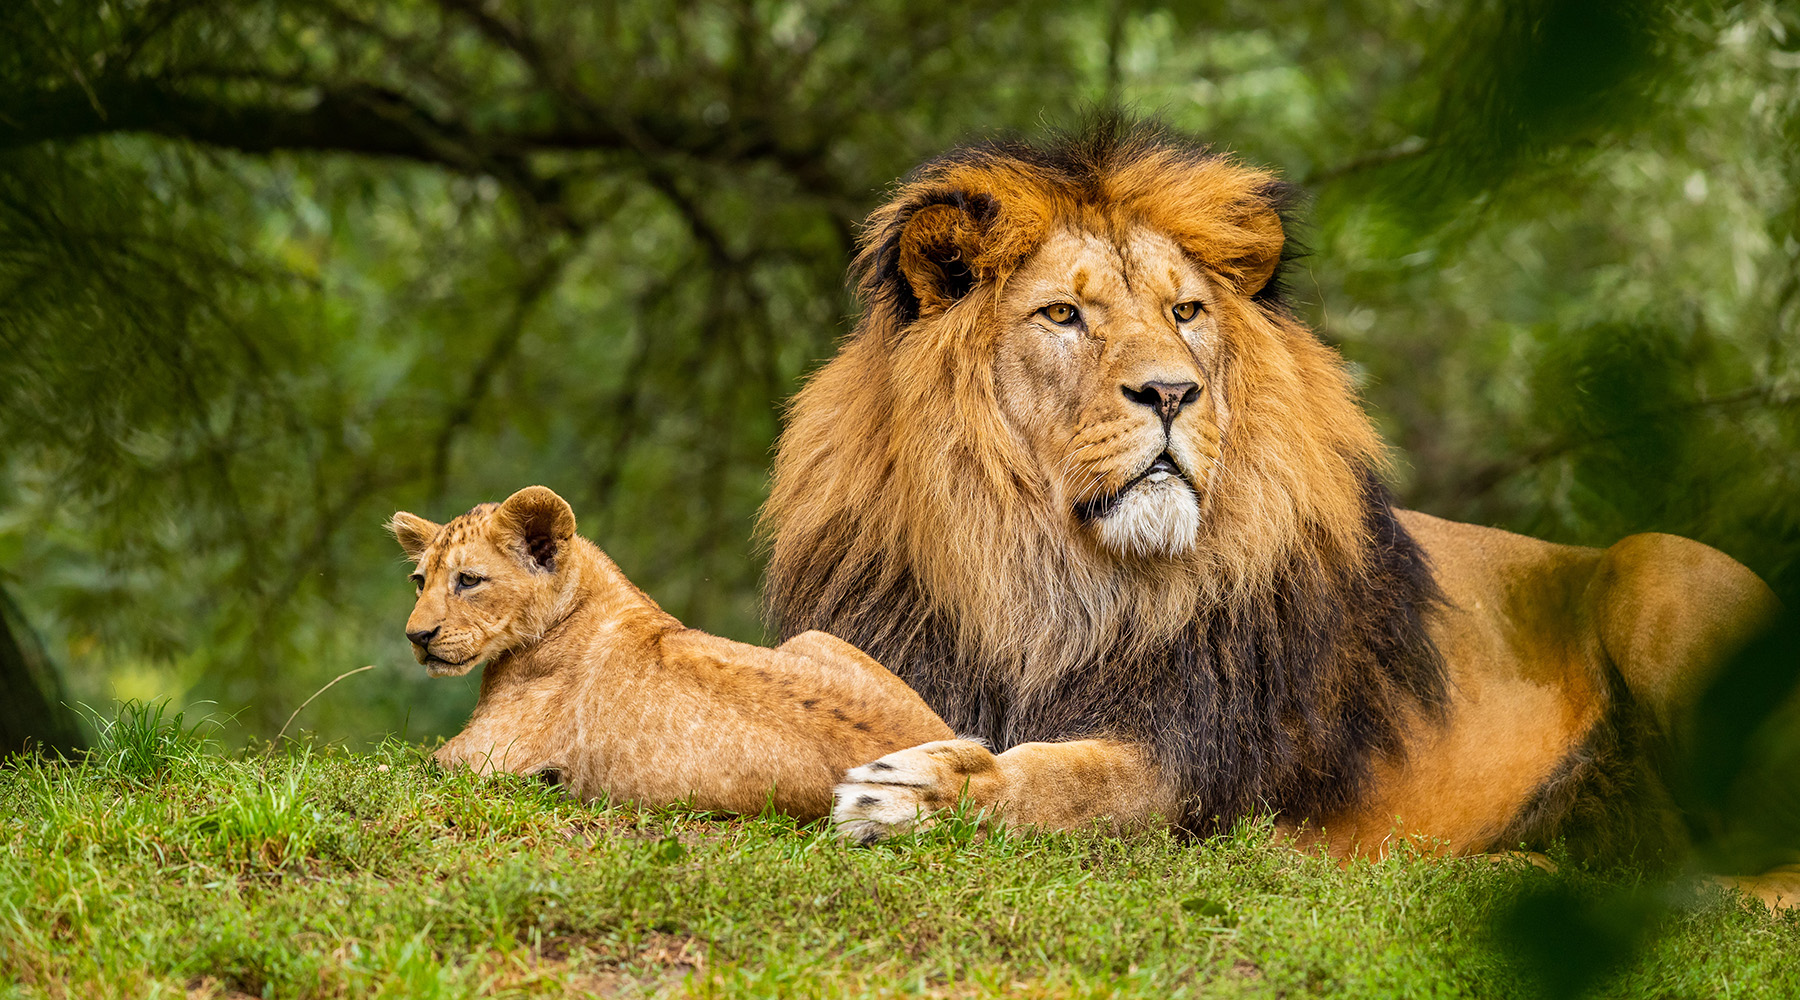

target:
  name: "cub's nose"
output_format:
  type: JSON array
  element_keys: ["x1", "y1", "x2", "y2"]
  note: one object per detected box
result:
[
  {"x1": 1122, "y1": 380, "x2": 1201, "y2": 430},
  {"x1": 406, "y1": 626, "x2": 440, "y2": 648}
]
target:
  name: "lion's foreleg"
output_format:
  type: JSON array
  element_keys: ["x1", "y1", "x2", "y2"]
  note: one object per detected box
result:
[{"x1": 831, "y1": 738, "x2": 1178, "y2": 843}]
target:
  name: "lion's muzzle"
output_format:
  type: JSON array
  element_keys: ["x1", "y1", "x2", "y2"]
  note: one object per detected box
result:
[
  {"x1": 1122, "y1": 379, "x2": 1201, "y2": 432},
  {"x1": 407, "y1": 624, "x2": 476, "y2": 674}
]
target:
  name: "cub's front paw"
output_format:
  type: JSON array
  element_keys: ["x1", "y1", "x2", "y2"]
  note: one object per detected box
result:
[{"x1": 831, "y1": 739, "x2": 1000, "y2": 844}]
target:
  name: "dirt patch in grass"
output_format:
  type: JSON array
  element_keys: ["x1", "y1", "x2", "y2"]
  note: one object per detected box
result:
[
  {"x1": 1229, "y1": 957, "x2": 1264, "y2": 981},
  {"x1": 505, "y1": 931, "x2": 708, "y2": 998},
  {"x1": 185, "y1": 976, "x2": 263, "y2": 1000}
]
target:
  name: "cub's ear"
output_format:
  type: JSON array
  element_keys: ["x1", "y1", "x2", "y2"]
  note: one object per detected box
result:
[
  {"x1": 894, "y1": 191, "x2": 997, "y2": 317},
  {"x1": 386, "y1": 512, "x2": 441, "y2": 561},
  {"x1": 495, "y1": 486, "x2": 577, "y2": 573}
]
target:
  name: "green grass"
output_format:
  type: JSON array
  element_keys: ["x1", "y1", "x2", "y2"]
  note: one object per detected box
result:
[{"x1": 2, "y1": 706, "x2": 1796, "y2": 999}]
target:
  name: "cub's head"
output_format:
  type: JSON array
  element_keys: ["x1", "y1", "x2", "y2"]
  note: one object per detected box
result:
[
  {"x1": 386, "y1": 486, "x2": 577, "y2": 676},
  {"x1": 764, "y1": 119, "x2": 1385, "y2": 667}
]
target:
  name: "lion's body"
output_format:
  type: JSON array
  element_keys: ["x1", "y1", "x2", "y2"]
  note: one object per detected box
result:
[
  {"x1": 389, "y1": 488, "x2": 952, "y2": 817},
  {"x1": 756, "y1": 120, "x2": 1792, "y2": 903},
  {"x1": 1320, "y1": 511, "x2": 1774, "y2": 858}
]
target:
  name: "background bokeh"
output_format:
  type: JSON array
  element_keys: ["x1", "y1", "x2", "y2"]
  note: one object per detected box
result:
[{"x1": 3, "y1": 0, "x2": 1798, "y2": 748}]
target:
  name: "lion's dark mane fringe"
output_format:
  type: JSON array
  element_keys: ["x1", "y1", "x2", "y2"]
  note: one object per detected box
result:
[{"x1": 770, "y1": 473, "x2": 1448, "y2": 832}]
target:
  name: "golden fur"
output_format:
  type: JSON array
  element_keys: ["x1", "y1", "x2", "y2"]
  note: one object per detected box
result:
[
  {"x1": 389, "y1": 486, "x2": 951, "y2": 817},
  {"x1": 758, "y1": 121, "x2": 1795, "y2": 906}
]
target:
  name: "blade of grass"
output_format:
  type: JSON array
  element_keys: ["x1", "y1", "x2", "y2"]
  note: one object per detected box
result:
[{"x1": 276, "y1": 665, "x2": 375, "y2": 742}]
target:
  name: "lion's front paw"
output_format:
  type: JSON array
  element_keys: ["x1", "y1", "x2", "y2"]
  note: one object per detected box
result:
[{"x1": 831, "y1": 739, "x2": 1000, "y2": 844}]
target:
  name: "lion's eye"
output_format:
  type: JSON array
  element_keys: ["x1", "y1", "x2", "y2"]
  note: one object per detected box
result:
[
  {"x1": 409, "y1": 573, "x2": 424, "y2": 594},
  {"x1": 456, "y1": 572, "x2": 483, "y2": 589},
  {"x1": 1172, "y1": 301, "x2": 1203, "y2": 322},
  {"x1": 1040, "y1": 303, "x2": 1080, "y2": 326}
]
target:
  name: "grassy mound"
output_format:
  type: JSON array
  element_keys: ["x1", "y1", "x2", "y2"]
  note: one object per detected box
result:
[{"x1": 1, "y1": 705, "x2": 1794, "y2": 998}]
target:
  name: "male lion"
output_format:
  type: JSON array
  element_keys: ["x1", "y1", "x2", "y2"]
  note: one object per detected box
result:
[
  {"x1": 760, "y1": 119, "x2": 1796, "y2": 903},
  {"x1": 388, "y1": 485, "x2": 950, "y2": 816}
]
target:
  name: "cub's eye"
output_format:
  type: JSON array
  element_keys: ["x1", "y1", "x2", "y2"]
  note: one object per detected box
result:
[
  {"x1": 1172, "y1": 301, "x2": 1203, "y2": 322},
  {"x1": 456, "y1": 572, "x2": 484, "y2": 589},
  {"x1": 1040, "y1": 303, "x2": 1080, "y2": 326},
  {"x1": 409, "y1": 573, "x2": 424, "y2": 594}
]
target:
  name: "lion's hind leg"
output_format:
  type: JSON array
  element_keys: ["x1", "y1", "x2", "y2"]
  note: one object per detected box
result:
[
  {"x1": 1591, "y1": 536, "x2": 1800, "y2": 909},
  {"x1": 1590, "y1": 532, "x2": 1780, "y2": 725}
]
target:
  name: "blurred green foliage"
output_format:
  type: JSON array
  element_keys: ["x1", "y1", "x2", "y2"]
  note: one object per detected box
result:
[
  {"x1": 1494, "y1": 882, "x2": 1665, "y2": 1000},
  {"x1": 2, "y1": 0, "x2": 1798, "y2": 750}
]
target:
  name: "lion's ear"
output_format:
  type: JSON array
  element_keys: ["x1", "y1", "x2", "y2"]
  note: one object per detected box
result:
[
  {"x1": 495, "y1": 486, "x2": 577, "y2": 572},
  {"x1": 1227, "y1": 192, "x2": 1288, "y2": 297},
  {"x1": 386, "y1": 512, "x2": 441, "y2": 561},
  {"x1": 895, "y1": 192, "x2": 996, "y2": 316}
]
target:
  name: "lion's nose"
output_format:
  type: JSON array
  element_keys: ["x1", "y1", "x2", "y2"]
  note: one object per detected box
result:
[
  {"x1": 1122, "y1": 380, "x2": 1201, "y2": 430},
  {"x1": 407, "y1": 626, "x2": 440, "y2": 648}
]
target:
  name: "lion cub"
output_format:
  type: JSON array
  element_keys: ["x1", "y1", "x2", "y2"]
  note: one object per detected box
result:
[{"x1": 386, "y1": 485, "x2": 952, "y2": 817}]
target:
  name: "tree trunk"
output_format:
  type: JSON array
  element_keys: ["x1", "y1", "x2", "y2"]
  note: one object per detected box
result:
[{"x1": 0, "y1": 584, "x2": 85, "y2": 756}]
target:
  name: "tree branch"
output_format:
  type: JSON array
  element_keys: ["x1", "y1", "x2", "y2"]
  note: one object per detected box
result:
[
  {"x1": 1, "y1": 77, "x2": 855, "y2": 206},
  {"x1": 2, "y1": 80, "x2": 477, "y2": 164},
  {"x1": 1447, "y1": 385, "x2": 1800, "y2": 504},
  {"x1": 1304, "y1": 136, "x2": 1432, "y2": 187}
]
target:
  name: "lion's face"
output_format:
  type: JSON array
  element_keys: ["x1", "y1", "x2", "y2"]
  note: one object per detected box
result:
[
  {"x1": 992, "y1": 226, "x2": 1224, "y2": 560},
  {"x1": 387, "y1": 487, "x2": 577, "y2": 676}
]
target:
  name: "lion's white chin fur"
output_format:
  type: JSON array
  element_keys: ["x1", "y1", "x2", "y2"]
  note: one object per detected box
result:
[{"x1": 1093, "y1": 478, "x2": 1201, "y2": 559}]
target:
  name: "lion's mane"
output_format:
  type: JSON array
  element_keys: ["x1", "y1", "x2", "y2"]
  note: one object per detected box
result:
[{"x1": 762, "y1": 119, "x2": 1446, "y2": 831}]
